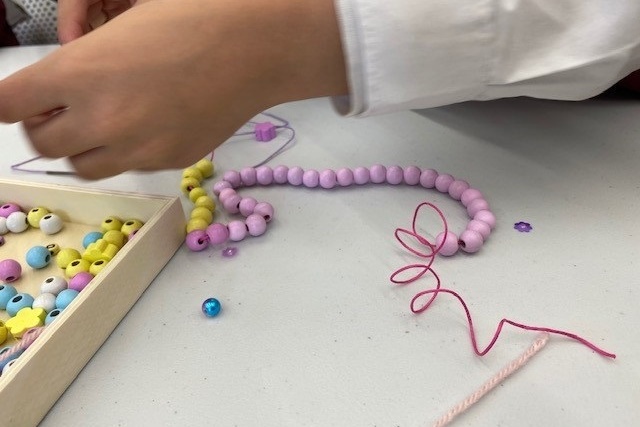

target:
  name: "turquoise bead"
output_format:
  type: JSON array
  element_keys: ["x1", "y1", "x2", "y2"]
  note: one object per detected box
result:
[
  {"x1": 0, "y1": 346, "x2": 23, "y2": 371},
  {"x1": 55, "y1": 289, "x2": 79, "y2": 310},
  {"x1": 6, "y1": 293, "x2": 35, "y2": 317},
  {"x1": 0, "y1": 284, "x2": 17, "y2": 309},
  {"x1": 45, "y1": 309, "x2": 62, "y2": 325},
  {"x1": 82, "y1": 231, "x2": 103, "y2": 248},
  {"x1": 202, "y1": 298, "x2": 222, "y2": 317},
  {"x1": 26, "y1": 245, "x2": 52, "y2": 269}
]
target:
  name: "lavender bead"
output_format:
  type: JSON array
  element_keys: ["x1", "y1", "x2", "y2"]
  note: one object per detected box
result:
[
  {"x1": 467, "y1": 199, "x2": 490, "y2": 217},
  {"x1": 227, "y1": 220, "x2": 248, "y2": 242},
  {"x1": 186, "y1": 230, "x2": 209, "y2": 251},
  {"x1": 68, "y1": 272, "x2": 94, "y2": 292},
  {"x1": 403, "y1": 166, "x2": 421, "y2": 185},
  {"x1": 256, "y1": 166, "x2": 274, "y2": 185},
  {"x1": 386, "y1": 166, "x2": 404, "y2": 185},
  {"x1": 370, "y1": 164, "x2": 387, "y2": 183},
  {"x1": 240, "y1": 167, "x2": 257, "y2": 187},
  {"x1": 353, "y1": 167, "x2": 370, "y2": 185},
  {"x1": 319, "y1": 170, "x2": 337, "y2": 189},
  {"x1": 0, "y1": 259, "x2": 21, "y2": 282},
  {"x1": 336, "y1": 168, "x2": 354, "y2": 186},
  {"x1": 222, "y1": 194, "x2": 242, "y2": 214},
  {"x1": 435, "y1": 174, "x2": 455, "y2": 193},
  {"x1": 302, "y1": 170, "x2": 320, "y2": 188},
  {"x1": 448, "y1": 180, "x2": 470, "y2": 200},
  {"x1": 212, "y1": 180, "x2": 232, "y2": 196},
  {"x1": 435, "y1": 231, "x2": 459, "y2": 257},
  {"x1": 419, "y1": 169, "x2": 438, "y2": 188},
  {"x1": 474, "y1": 210, "x2": 496, "y2": 229},
  {"x1": 287, "y1": 166, "x2": 304, "y2": 186},
  {"x1": 459, "y1": 230, "x2": 484, "y2": 253},
  {"x1": 245, "y1": 214, "x2": 267, "y2": 237},
  {"x1": 273, "y1": 165, "x2": 289, "y2": 184},
  {"x1": 0, "y1": 203, "x2": 21, "y2": 218},
  {"x1": 222, "y1": 170, "x2": 242, "y2": 188},
  {"x1": 466, "y1": 219, "x2": 492, "y2": 239},
  {"x1": 461, "y1": 189, "x2": 484, "y2": 207},
  {"x1": 206, "y1": 223, "x2": 229, "y2": 245},
  {"x1": 218, "y1": 188, "x2": 237, "y2": 204},
  {"x1": 239, "y1": 197, "x2": 258, "y2": 217},
  {"x1": 254, "y1": 202, "x2": 274, "y2": 222}
]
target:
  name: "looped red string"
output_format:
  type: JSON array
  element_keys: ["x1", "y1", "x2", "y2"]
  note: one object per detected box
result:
[{"x1": 391, "y1": 202, "x2": 616, "y2": 359}]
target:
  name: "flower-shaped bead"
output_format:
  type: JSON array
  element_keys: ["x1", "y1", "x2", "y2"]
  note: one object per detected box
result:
[
  {"x1": 0, "y1": 321, "x2": 7, "y2": 345},
  {"x1": 82, "y1": 239, "x2": 119, "y2": 263},
  {"x1": 5, "y1": 307, "x2": 46, "y2": 338}
]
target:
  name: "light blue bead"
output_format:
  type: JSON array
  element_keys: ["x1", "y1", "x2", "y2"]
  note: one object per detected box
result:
[
  {"x1": 56, "y1": 289, "x2": 79, "y2": 310},
  {"x1": 45, "y1": 308, "x2": 62, "y2": 325},
  {"x1": 6, "y1": 293, "x2": 35, "y2": 317},
  {"x1": 26, "y1": 245, "x2": 52, "y2": 269},
  {"x1": 83, "y1": 231, "x2": 104, "y2": 248},
  {"x1": 0, "y1": 284, "x2": 17, "y2": 309},
  {"x1": 0, "y1": 346, "x2": 23, "y2": 371},
  {"x1": 202, "y1": 298, "x2": 222, "y2": 317}
]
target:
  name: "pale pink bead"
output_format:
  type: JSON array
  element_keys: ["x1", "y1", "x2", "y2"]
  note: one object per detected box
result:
[
  {"x1": 459, "y1": 230, "x2": 483, "y2": 253},
  {"x1": 273, "y1": 165, "x2": 289, "y2": 184},
  {"x1": 448, "y1": 180, "x2": 470, "y2": 200},
  {"x1": 319, "y1": 170, "x2": 337, "y2": 189},
  {"x1": 186, "y1": 230, "x2": 209, "y2": 251},
  {"x1": 466, "y1": 219, "x2": 491, "y2": 239},
  {"x1": 435, "y1": 231, "x2": 459, "y2": 256},
  {"x1": 239, "y1": 197, "x2": 258, "y2": 217},
  {"x1": 461, "y1": 188, "x2": 483, "y2": 207},
  {"x1": 213, "y1": 180, "x2": 232, "y2": 196},
  {"x1": 336, "y1": 168, "x2": 354, "y2": 186},
  {"x1": 403, "y1": 166, "x2": 421, "y2": 185},
  {"x1": 256, "y1": 166, "x2": 274, "y2": 185},
  {"x1": 386, "y1": 166, "x2": 404, "y2": 185},
  {"x1": 223, "y1": 194, "x2": 242, "y2": 214},
  {"x1": 302, "y1": 169, "x2": 319, "y2": 188},
  {"x1": 227, "y1": 220, "x2": 248, "y2": 242},
  {"x1": 435, "y1": 174, "x2": 455, "y2": 193},
  {"x1": 419, "y1": 169, "x2": 438, "y2": 188},
  {"x1": 467, "y1": 199, "x2": 490, "y2": 217},
  {"x1": 240, "y1": 167, "x2": 257, "y2": 187},
  {"x1": 206, "y1": 223, "x2": 229, "y2": 245},
  {"x1": 254, "y1": 202, "x2": 274, "y2": 222},
  {"x1": 353, "y1": 167, "x2": 370, "y2": 185},
  {"x1": 223, "y1": 170, "x2": 242, "y2": 188},
  {"x1": 370, "y1": 164, "x2": 387, "y2": 183},
  {"x1": 218, "y1": 188, "x2": 237, "y2": 204},
  {"x1": 474, "y1": 210, "x2": 496, "y2": 229},
  {"x1": 287, "y1": 166, "x2": 304, "y2": 186},
  {"x1": 245, "y1": 214, "x2": 267, "y2": 237}
]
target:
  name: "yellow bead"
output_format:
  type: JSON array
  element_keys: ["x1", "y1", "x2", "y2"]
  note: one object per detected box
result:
[
  {"x1": 188, "y1": 187, "x2": 208, "y2": 203},
  {"x1": 0, "y1": 321, "x2": 7, "y2": 345},
  {"x1": 65, "y1": 258, "x2": 91, "y2": 279},
  {"x1": 190, "y1": 207, "x2": 213, "y2": 224},
  {"x1": 89, "y1": 259, "x2": 109, "y2": 276},
  {"x1": 194, "y1": 195, "x2": 216, "y2": 212},
  {"x1": 120, "y1": 219, "x2": 144, "y2": 236},
  {"x1": 83, "y1": 239, "x2": 119, "y2": 263},
  {"x1": 46, "y1": 243, "x2": 60, "y2": 256},
  {"x1": 101, "y1": 216, "x2": 123, "y2": 233},
  {"x1": 186, "y1": 218, "x2": 209, "y2": 233},
  {"x1": 5, "y1": 307, "x2": 46, "y2": 338},
  {"x1": 182, "y1": 167, "x2": 204, "y2": 182},
  {"x1": 194, "y1": 158, "x2": 214, "y2": 178},
  {"x1": 56, "y1": 248, "x2": 81, "y2": 269},
  {"x1": 180, "y1": 177, "x2": 201, "y2": 195},
  {"x1": 27, "y1": 207, "x2": 50, "y2": 228},
  {"x1": 103, "y1": 230, "x2": 127, "y2": 249}
]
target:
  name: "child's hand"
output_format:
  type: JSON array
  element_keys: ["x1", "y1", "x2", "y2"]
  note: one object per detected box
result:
[{"x1": 57, "y1": 0, "x2": 138, "y2": 44}]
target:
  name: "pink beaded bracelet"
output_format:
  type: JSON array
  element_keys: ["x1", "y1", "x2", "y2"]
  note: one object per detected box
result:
[{"x1": 185, "y1": 164, "x2": 496, "y2": 256}]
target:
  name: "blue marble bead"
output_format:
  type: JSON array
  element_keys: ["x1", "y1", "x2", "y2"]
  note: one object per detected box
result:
[
  {"x1": 202, "y1": 298, "x2": 222, "y2": 317},
  {"x1": 45, "y1": 308, "x2": 62, "y2": 325},
  {"x1": 82, "y1": 231, "x2": 104, "y2": 248},
  {"x1": 0, "y1": 284, "x2": 17, "y2": 309},
  {"x1": 0, "y1": 346, "x2": 23, "y2": 371},
  {"x1": 6, "y1": 293, "x2": 34, "y2": 317},
  {"x1": 26, "y1": 245, "x2": 52, "y2": 269},
  {"x1": 55, "y1": 289, "x2": 79, "y2": 310}
]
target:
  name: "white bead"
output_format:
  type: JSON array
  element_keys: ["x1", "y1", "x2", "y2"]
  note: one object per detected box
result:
[
  {"x1": 2, "y1": 359, "x2": 17, "y2": 376},
  {"x1": 6, "y1": 212, "x2": 28, "y2": 233},
  {"x1": 0, "y1": 217, "x2": 8, "y2": 235},
  {"x1": 41, "y1": 276, "x2": 68, "y2": 295},
  {"x1": 32, "y1": 293, "x2": 57, "y2": 312},
  {"x1": 40, "y1": 213, "x2": 64, "y2": 235}
]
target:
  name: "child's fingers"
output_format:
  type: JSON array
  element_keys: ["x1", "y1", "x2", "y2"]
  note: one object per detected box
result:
[
  {"x1": 0, "y1": 66, "x2": 65, "y2": 124},
  {"x1": 57, "y1": 0, "x2": 94, "y2": 43}
]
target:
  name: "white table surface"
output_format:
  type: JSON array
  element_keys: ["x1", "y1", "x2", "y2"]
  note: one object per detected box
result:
[{"x1": 1, "y1": 46, "x2": 638, "y2": 427}]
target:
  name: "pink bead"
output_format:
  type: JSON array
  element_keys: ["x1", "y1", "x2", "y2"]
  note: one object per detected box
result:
[
  {"x1": 386, "y1": 166, "x2": 404, "y2": 185},
  {"x1": 474, "y1": 210, "x2": 496, "y2": 229},
  {"x1": 273, "y1": 165, "x2": 289, "y2": 184},
  {"x1": 227, "y1": 220, "x2": 248, "y2": 242},
  {"x1": 218, "y1": 188, "x2": 237, "y2": 204},
  {"x1": 448, "y1": 180, "x2": 470, "y2": 200},
  {"x1": 459, "y1": 230, "x2": 484, "y2": 253},
  {"x1": 0, "y1": 259, "x2": 21, "y2": 282},
  {"x1": 222, "y1": 170, "x2": 242, "y2": 188},
  {"x1": 223, "y1": 194, "x2": 242, "y2": 214},
  {"x1": 302, "y1": 169, "x2": 319, "y2": 188},
  {"x1": 245, "y1": 214, "x2": 267, "y2": 237},
  {"x1": 254, "y1": 202, "x2": 274, "y2": 222},
  {"x1": 435, "y1": 174, "x2": 455, "y2": 193},
  {"x1": 403, "y1": 166, "x2": 421, "y2": 185},
  {"x1": 239, "y1": 197, "x2": 258, "y2": 217},
  {"x1": 256, "y1": 166, "x2": 274, "y2": 185},
  {"x1": 336, "y1": 168, "x2": 354, "y2": 186},
  {"x1": 287, "y1": 166, "x2": 304, "y2": 186},
  {"x1": 435, "y1": 231, "x2": 459, "y2": 256},
  {"x1": 206, "y1": 223, "x2": 229, "y2": 245},
  {"x1": 419, "y1": 169, "x2": 438, "y2": 188},
  {"x1": 186, "y1": 230, "x2": 209, "y2": 251},
  {"x1": 370, "y1": 164, "x2": 387, "y2": 183},
  {"x1": 240, "y1": 167, "x2": 257, "y2": 187},
  {"x1": 466, "y1": 219, "x2": 491, "y2": 239},
  {"x1": 461, "y1": 189, "x2": 484, "y2": 207},
  {"x1": 467, "y1": 198, "x2": 490, "y2": 217},
  {"x1": 69, "y1": 272, "x2": 94, "y2": 292},
  {"x1": 0, "y1": 203, "x2": 21, "y2": 218},
  {"x1": 213, "y1": 180, "x2": 232, "y2": 196},
  {"x1": 353, "y1": 167, "x2": 370, "y2": 185},
  {"x1": 319, "y1": 170, "x2": 337, "y2": 189}
]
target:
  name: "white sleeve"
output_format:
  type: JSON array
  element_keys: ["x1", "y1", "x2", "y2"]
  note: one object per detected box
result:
[{"x1": 333, "y1": 0, "x2": 640, "y2": 116}]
